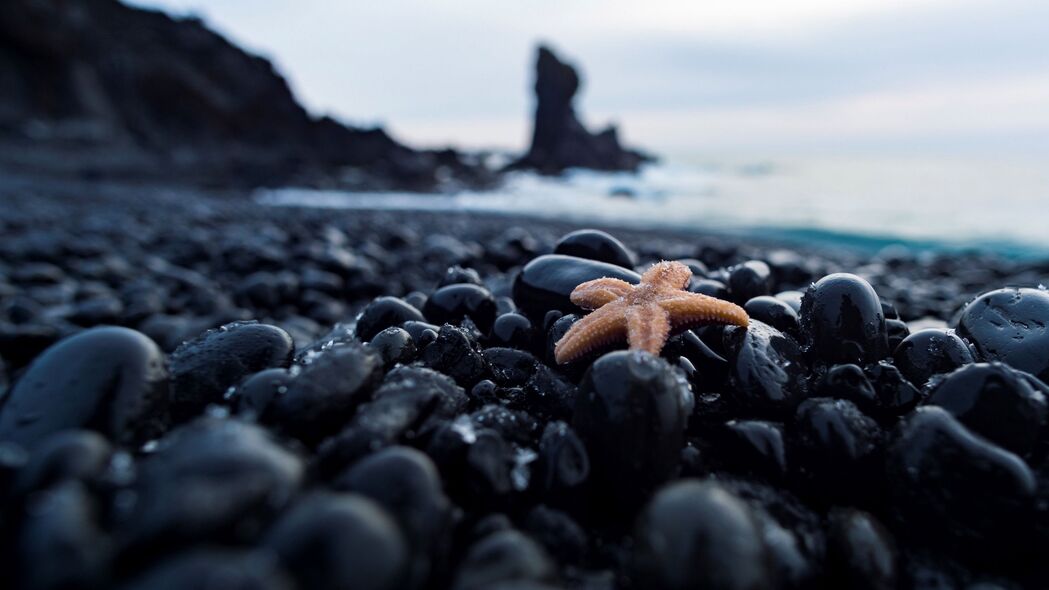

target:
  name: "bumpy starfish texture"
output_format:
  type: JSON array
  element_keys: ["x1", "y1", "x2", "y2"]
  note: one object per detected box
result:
[{"x1": 553, "y1": 260, "x2": 749, "y2": 364}]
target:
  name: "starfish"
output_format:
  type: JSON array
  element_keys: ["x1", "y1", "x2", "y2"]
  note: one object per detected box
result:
[{"x1": 553, "y1": 260, "x2": 749, "y2": 364}]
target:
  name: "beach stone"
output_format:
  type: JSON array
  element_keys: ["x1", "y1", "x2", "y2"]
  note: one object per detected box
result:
[
  {"x1": 265, "y1": 494, "x2": 407, "y2": 590},
  {"x1": 893, "y1": 328, "x2": 974, "y2": 387},
  {"x1": 513, "y1": 255, "x2": 639, "y2": 321},
  {"x1": 438, "y1": 265, "x2": 484, "y2": 287},
  {"x1": 886, "y1": 407, "x2": 1035, "y2": 544},
  {"x1": 826, "y1": 509, "x2": 898, "y2": 590},
  {"x1": 956, "y1": 287, "x2": 1049, "y2": 383},
  {"x1": 534, "y1": 421, "x2": 590, "y2": 498},
  {"x1": 420, "y1": 324, "x2": 491, "y2": 387},
  {"x1": 523, "y1": 505, "x2": 588, "y2": 565},
  {"x1": 791, "y1": 398, "x2": 882, "y2": 503},
  {"x1": 553, "y1": 229, "x2": 637, "y2": 269},
  {"x1": 925, "y1": 363, "x2": 1048, "y2": 455},
  {"x1": 775, "y1": 290, "x2": 805, "y2": 313},
  {"x1": 715, "y1": 420, "x2": 787, "y2": 479},
  {"x1": 491, "y1": 313, "x2": 536, "y2": 350},
  {"x1": 452, "y1": 529, "x2": 555, "y2": 590},
  {"x1": 121, "y1": 549, "x2": 293, "y2": 590},
  {"x1": 723, "y1": 320, "x2": 806, "y2": 415},
  {"x1": 819, "y1": 364, "x2": 877, "y2": 409},
  {"x1": 744, "y1": 295, "x2": 800, "y2": 336},
  {"x1": 801, "y1": 273, "x2": 888, "y2": 365},
  {"x1": 662, "y1": 330, "x2": 729, "y2": 393},
  {"x1": 168, "y1": 321, "x2": 294, "y2": 423},
  {"x1": 689, "y1": 278, "x2": 730, "y2": 299},
  {"x1": 13, "y1": 430, "x2": 112, "y2": 497},
  {"x1": 0, "y1": 326, "x2": 168, "y2": 448},
  {"x1": 635, "y1": 479, "x2": 771, "y2": 590},
  {"x1": 367, "y1": 327, "x2": 416, "y2": 368},
  {"x1": 234, "y1": 368, "x2": 293, "y2": 420},
  {"x1": 356, "y1": 296, "x2": 426, "y2": 342},
  {"x1": 728, "y1": 260, "x2": 773, "y2": 303},
  {"x1": 863, "y1": 361, "x2": 922, "y2": 418},
  {"x1": 484, "y1": 347, "x2": 539, "y2": 387},
  {"x1": 424, "y1": 283, "x2": 498, "y2": 334},
  {"x1": 573, "y1": 351, "x2": 691, "y2": 509},
  {"x1": 270, "y1": 343, "x2": 383, "y2": 445}
]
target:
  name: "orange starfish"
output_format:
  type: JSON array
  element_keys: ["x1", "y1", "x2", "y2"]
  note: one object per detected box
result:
[{"x1": 553, "y1": 260, "x2": 749, "y2": 364}]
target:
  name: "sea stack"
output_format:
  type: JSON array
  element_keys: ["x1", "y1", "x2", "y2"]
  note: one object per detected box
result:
[{"x1": 514, "y1": 45, "x2": 652, "y2": 174}]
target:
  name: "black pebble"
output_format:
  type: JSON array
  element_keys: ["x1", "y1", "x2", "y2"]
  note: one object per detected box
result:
[
  {"x1": 553, "y1": 229, "x2": 637, "y2": 269},
  {"x1": 800, "y1": 273, "x2": 888, "y2": 365},
  {"x1": 723, "y1": 320, "x2": 806, "y2": 415},
  {"x1": 925, "y1": 362, "x2": 1048, "y2": 455},
  {"x1": 690, "y1": 278, "x2": 730, "y2": 299},
  {"x1": 423, "y1": 283, "x2": 498, "y2": 334},
  {"x1": 791, "y1": 398, "x2": 882, "y2": 505},
  {"x1": 367, "y1": 326, "x2": 416, "y2": 367},
  {"x1": 513, "y1": 255, "x2": 639, "y2": 321},
  {"x1": 491, "y1": 312, "x2": 536, "y2": 350},
  {"x1": 728, "y1": 260, "x2": 773, "y2": 303},
  {"x1": 0, "y1": 326, "x2": 168, "y2": 448},
  {"x1": 420, "y1": 324, "x2": 491, "y2": 387},
  {"x1": 121, "y1": 549, "x2": 293, "y2": 590},
  {"x1": 826, "y1": 509, "x2": 898, "y2": 590},
  {"x1": 893, "y1": 328, "x2": 974, "y2": 387},
  {"x1": 956, "y1": 287, "x2": 1049, "y2": 383},
  {"x1": 234, "y1": 367, "x2": 293, "y2": 420},
  {"x1": 168, "y1": 321, "x2": 294, "y2": 423},
  {"x1": 356, "y1": 296, "x2": 426, "y2": 342},
  {"x1": 452, "y1": 529, "x2": 554, "y2": 590},
  {"x1": 573, "y1": 351, "x2": 691, "y2": 509},
  {"x1": 744, "y1": 295, "x2": 800, "y2": 336}
]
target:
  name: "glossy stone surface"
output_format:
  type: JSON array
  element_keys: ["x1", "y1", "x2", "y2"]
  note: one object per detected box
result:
[
  {"x1": 0, "y1": 326, "x2": 167, "y2": 448},
  {"x1": 925, "y1": 362, "x2": 1048, "y2": 455},
  {"x1": 367, "y1": 326, "x2": 417, "y2": 367},
  {"x1": 423, "y1": 283, "x2": 498, "y2": 334},
  {"x1": 744, "y1": 295, "x2": 800, "y2": 336},
  {"x1": 728, "y1": 260, "x2": 772, "y2": 303},
  {"x1": 800, "y1": 273, "x2": 888, "y2": 365},
  {"x1": 512, "y1": 255, "x2": 639, "y2": 320},
  {"x1": 573, "y1": 351, "x2": 691, "y2": 508},
  {"x1": 356, "y1": 296, "x2": 426, "y2": 342},
  {"x1": 892, "y1": 328, "x2": 974, "y2": 387},
  {"x1": 553, "y1": 229, "x2": 637, "y2": 269},
  {"x1": 491, "y1": 312, "x2": 536, "y2": 350},
  {"x1": 956, "y1": 287, "x2": 1049, "y2": 383},
  {"x1": 723, "y1": 320, "x2": 806, "y2": 414}
]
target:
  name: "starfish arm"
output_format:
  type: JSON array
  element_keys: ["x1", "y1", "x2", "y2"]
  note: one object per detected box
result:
[
  {"x1": 569, "y1": 277, "x2": 635, "y2": 310},
  {"x1": 641, "y1": 261, "x2": 692, "y2": 290},
  {"x1": 554, "y1": 302, "x2": 628, "y2": 364},
  {"x1": 658, "y1": 293, "x2": 749, "y2": 330},
  {"x1": 626, "y1": 303, "x2": 672, "y2": 356}
]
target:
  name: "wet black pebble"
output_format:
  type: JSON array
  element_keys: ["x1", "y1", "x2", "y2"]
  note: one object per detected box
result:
[
  {"x1": 356, "y1": 296, "x2": 426, "y2": 342},
  {"x1": 728, "y1": 260, "x2": 772, "y2": 303},
  {"x1": 421, "y1": 324, "x2": 491, "y2": 387},
  {"x1": 723, "y1": 320, "x2": 806, "y2": 415},
  {"x1": 573, "y1": 351, "x2": 691, "y2": 509},
  {"x1": 234, "y1": 368, "x2": 293, "y2": 420},
  {"x1": 535, "y1": 421, "x2": 590, "y2": 500},
  {"x1": 744, "y1": 295, "x2": 800, "y2": 336},
  {"x1": 452, "y1": 529, "x2": 554, "y2": 590},
  {"x1": 367, "y1": 326, "x2": 417, "y2": 367},
  {"x1": 270, "y1": 343, "x2": 383, "y2": 445},
  {"x1": 439, "y1": 265, "x2": 484, "y2": 287},
  {"x1": 716, "y1": 420, "x2": 787, "y2": 479},
  {"x1": 13, "y1": 430, "x2": 112, "y2": 497},
  {"x1": 690, "y1": 278, "x2": 730, "y2": 299},
  {"x1": 491, "y1": 312, "x2": 536, "y2": 350},
  {"x1": 826, "y1": 509, "x2": 898, "y2": 590},
  {"x1": 893, "y1": 328, "x2": 974, "y2": 387},
  {"x1": 863, "y1": 361, "x2": 922, "y2": 418},
  {"x1": 801, "y1": 273, "x2": 888, "y2": 365},
  {"x1": 956, "y1": 287, "x2": 1049, "y2": 382},
  {"x1": 264, "y1": 493, "x2": 407, "y2": 590},
  {"x1": 886, "y1": 406, "x2": 1035, "y2": 545},
  {"x1": 553, "y1": 229, "x2": 637, "y2": 269},
  {"x1": 885, "y1": 318, "x2": 910, "y2": 351},
  {"x1": 513, "y1": 255, "x2": 639, "y2": 320},
  {"x1": 0, "y1": 326, "x2": 168, "y2": 448},
  {"x1": 925, "y1": 362, "x2": 1048, "y2": 455},
  {"x1": 423, "y1": 283, "x2": 498, "y2": 334},
  {"x1": 168, "y1": 321, "x2": 294, "y2": 423},
  {"x1": 523, "y1": 505, "x2": 588, "y2": 564},
  {"x1": 662, "y1": 330, "x2": 729, "y2": 393},
  {"x1": 791, "y1": 398, "x2": 882, "y2": 504},
  {"x1": 634, "y1": 479, "x2": 770, "y2": 590}
]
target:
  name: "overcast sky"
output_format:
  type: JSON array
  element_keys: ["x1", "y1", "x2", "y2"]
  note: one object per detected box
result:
[{"x1": 132, "y1": 0, "x2": 1049, "y2": 154}]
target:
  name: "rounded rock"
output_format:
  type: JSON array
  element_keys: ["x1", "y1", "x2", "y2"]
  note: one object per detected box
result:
[
  {"x1": 0, "y1": 326, "x2": 168, "y2": 448},
  {"x1": 423, "y1": 283, "x2": 498, "y2": 334},
  {"x1": 367, "y1": 327, "x2": 417, "y2": 367},
  {"x1": 728, "y1": 260, "x2": 773, "y2": 303},
  {"x1": 744, "y1": 295, "x2": 800, "y2": 336},
  {"x1": 356, "y1": 296, "x2": 426, "y2": 342},
  {"x1": 892, "y1": 328, "x2": 974, "y2": 387},
  {"x1": 513, "y1": 255, "x2": 640, "y2": 321},
  {"x1": 800, "y1": 273, "x2": 888, "y2": 365},
  {"x1": 956, "y1": 287, "x2": 1049, "y2": 383},
  {"x1": 553, "y1": 229, "x2": 637, "y2": 269},
  {"x1": 723, "y1": 320, "x2": 806, "y2": 414},
  {"x1": 491, "y1": 313, "x2": 536, "y2": 350}
]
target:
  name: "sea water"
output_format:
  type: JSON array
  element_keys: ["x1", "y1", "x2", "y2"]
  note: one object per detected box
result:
[{"x1": 257, "y1": 152, "x2": 1049, "y2": 258}]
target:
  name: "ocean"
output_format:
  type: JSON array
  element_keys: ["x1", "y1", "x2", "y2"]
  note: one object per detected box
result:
[{"x1": 257, "y1": 152, "x2": 1049, "y2": 258}]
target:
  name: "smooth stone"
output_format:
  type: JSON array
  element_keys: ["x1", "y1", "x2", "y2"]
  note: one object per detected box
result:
[
  {"x1": 573, "y1": 351, "x2": 691, "y2": 509},
  {"x1": 800, "y1": 273, "x2": 888, "y2": 365},
  {"x1": 535, "y1": 421, "x2": 590, "y2": 497},
  {"x1": 270, "y1": 343, "x2": 383, "y2": 445},
  {"x1": 491, "y1": 313, "x2": 536, "y2": 350},
  {"x1": 775, "y1": 290, "x2": 805, "y2": 314},
  {"x1": 956, "y1": 287, "x2": 1049, "y2": 383},
  {"x1": 885, "y1": 318, "x2": 910, "y2": 351},
  {"x1": 356, "y1": 296, "x2": 426, "y2": 342},
  {"x1": 120, "y1": 417, "x2": 304, "y2": 555},
  {"x1": 689, "y1": 278, "x2": 730, "y2": 299},
  {"x1": 168, "y1": 321, "x2": 294, "y2": 423},
  {"x1": 662, "y1": 330, "x2": 729, "y2": 393},
  {"x1": 635, "y1": 479, "x2": 770, "y2": 590},
  {"x1": 744, "y1": 295, "x2": 800, "y2": 336},
  {"x1": 716, "y1": 419, "x2": 787, "y2": 478},
  {"x1": 553, "y1": 229, "x2": 637, "y2": 269},
  {"x1": 893, "y1": 328, "x2": 974, "y2": 387},
  {"x1": 367, "y1": 326, "x2": 416, "y2": 367},
  {"x1": 826, "y1": 509, "x2": 898, "y2": 590},
  {"x1": 13, "y1": 430, "x2": 112, "y2": 497},
  {"x1": 423, "y1": 283, "x2": 498, "y2": 334},
  {"x1": 723, "y1": 320, "x2": 806, "y2": 414},
  {"x1": 484, "y1": 347, "x2": 540, "y2": 387},
  {"x1": 523, "y1": 505, "x2": 588, "y2": 565},
  {"x1": 0, "y1": 326, "x2": 168, "y2": 448},
  {"x1": 886, "y1": 406, "x2": 1036, "y2": 543},
  {"x1": 234, "y1": 368, "x2": 294, "y2": 420},
  {"x1": 420, "y1": 324, "x2": 491, "y2": 387},
  {"x1": 925, "y1": 362, "x2": 1048, "y2": 455},
  {"x1": 438, "y1": 265, "x2": 484, "y2": 287},
  {"x1": 265, "y1": 493, "x2": 408, "y2": 590},
  {"x1": 512, "y1": 255, "x2": 640, "y2": 321},
  {"x1": 819, "y1": 364, "x2": 878, "y2": 409},
  {"x1": 728, "y1": 260, "x2": 772, "y2": 303},
  {"x1": 791, "y1": 398, "x2": 882, "y2": 503},
  {"x1": 120, "y1": 549, "x2": 293, "y2": 590},
  {"x1": 863, "y1": 362, "x2": 922, "y2": 418}
]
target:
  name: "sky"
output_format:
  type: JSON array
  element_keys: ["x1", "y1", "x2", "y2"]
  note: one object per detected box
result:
[{"x1": 132, "y1": 0, "x2": 1049, "y2": 155}]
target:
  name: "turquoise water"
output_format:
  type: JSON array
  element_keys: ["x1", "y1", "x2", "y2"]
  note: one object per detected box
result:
[{"x1": 257, "y1": 153, "x2": 1049, "y2": 258}]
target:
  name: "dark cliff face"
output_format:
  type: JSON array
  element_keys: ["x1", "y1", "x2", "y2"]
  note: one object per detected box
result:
[
  {"x1": 515, "y1": 46, "x2": 652, "y2": 175},
  {"x1": 0, "y1": 0, "x2": 492, "y2": 190}
]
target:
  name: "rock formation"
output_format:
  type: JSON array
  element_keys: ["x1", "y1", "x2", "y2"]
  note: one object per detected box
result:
[
  {"x1": 513, "y1": 46, "x2": 652, "y2": 174},
  {"x1": 0, "y1": 0, "x2": 493, "y2": 190}
]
